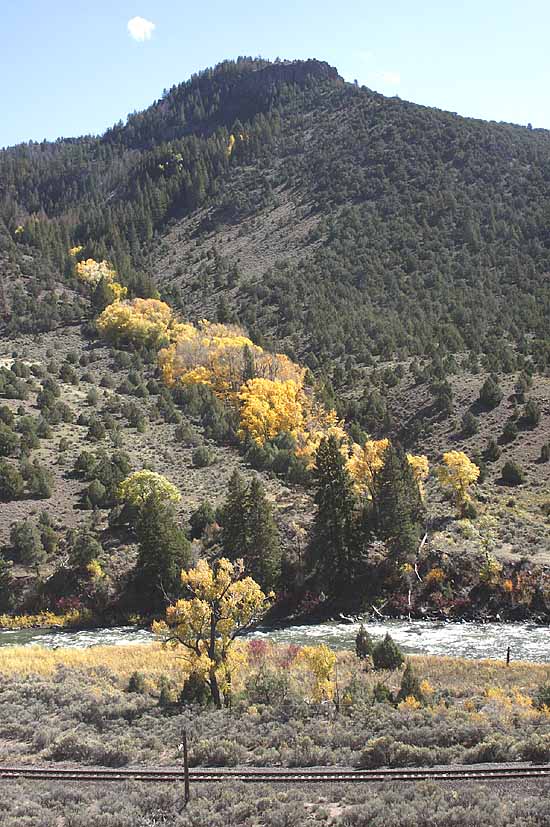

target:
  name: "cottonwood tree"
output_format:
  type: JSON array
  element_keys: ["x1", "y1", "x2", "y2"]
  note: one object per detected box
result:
[
  {"x1": 118, "y1": 469, "x2": 181, "y2": 509},
  {"x1": 437, "y1": 451, "x2": 479, "y2": 516},
  {"x1": 158, "y1": 558, "x2": 271, "y2": 708}
]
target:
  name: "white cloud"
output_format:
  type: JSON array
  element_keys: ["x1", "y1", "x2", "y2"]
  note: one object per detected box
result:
[{"x1": 127, "y1": 16, "x2": 156, "y2": 42}]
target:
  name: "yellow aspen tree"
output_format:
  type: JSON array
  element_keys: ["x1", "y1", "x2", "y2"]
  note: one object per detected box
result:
[
  {"x1": 406, "y1": 453, "x2": 429, "y2": 499},
  {"x1": 156, "y1": 558, "x2": 271, "y2": 708},
  {"x1": 75, "y1": 258, "x2": 117, "y2": 286},
  {"x1": 346, "y1": 438, "x2": 390, "y2": 498},
  {"x1": 295, "y1": 644, "x2": 337, "y2": 701},
  {"x1": 97, "y1": 298, "x2": 174, "y2": 348},
  {"x1": 436, "y1": 450, "x2": 479, "y2": 514},
  {"x1": 238, "y1": 378, "x2": 304, "y2": 444}
]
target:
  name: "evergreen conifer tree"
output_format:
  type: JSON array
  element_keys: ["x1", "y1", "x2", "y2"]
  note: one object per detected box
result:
[
  {"x1": 221, "y1": 470, "x2": 249, "y2": 559},
  {"x1": 221, "y1": 473, "x2": 281, "y2": 590},
  {"x1": 244, "y1": 476, "x2": 281, "y2": 591},
  {"x1": 135, "y1": 496, "x2": 191, "y2": 608},
  {"x1": 374, "y1": 443, "x2": 424, "y2": 563},
  {"x1": 309, "y1": 435, "x2": 357, "y2": 594},
  {"x1": 0, "y1": 555, "x2": 14, "y2": 611}
]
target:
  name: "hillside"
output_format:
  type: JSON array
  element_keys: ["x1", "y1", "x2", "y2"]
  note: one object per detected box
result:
[{"x1": 1, "y1": 57, "x2": 550, "y2": 621}]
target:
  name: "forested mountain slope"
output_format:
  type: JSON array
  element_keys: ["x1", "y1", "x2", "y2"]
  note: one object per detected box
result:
[
  {"x1": 2, "y1": 58, "x2": 550, "y2": 620},
  {"x1": 2, "y1": 56, "x2": 550, "y2": 372}
]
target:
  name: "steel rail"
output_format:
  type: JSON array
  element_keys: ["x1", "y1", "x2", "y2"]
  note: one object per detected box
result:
[{"x1": 1, "y1": 764, "x2": 550, "y2": 784}]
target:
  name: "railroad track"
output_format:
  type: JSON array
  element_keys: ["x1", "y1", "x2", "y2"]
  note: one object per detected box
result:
[{"x1": 1, "y1": 764, "x2": 550, "y2": 784}]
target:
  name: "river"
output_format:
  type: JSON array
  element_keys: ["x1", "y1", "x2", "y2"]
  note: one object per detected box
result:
[{"x1": 1, "y1": 619, "x2": 550, "y2": 663}]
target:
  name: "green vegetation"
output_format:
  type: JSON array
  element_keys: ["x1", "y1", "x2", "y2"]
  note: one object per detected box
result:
[{"x1": 2, "y1": 57, "x2": 550, "y2": 628}]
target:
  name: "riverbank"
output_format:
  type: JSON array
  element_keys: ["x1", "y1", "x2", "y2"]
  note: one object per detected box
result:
[
  {"x1": 1, "y1": 616, "x2": 550, "y2": 662},
  {"x1": 1, "y1": 642, "x2": 550, "y2": 773}
]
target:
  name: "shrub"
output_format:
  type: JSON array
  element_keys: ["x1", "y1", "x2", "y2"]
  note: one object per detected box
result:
[
  {"x1": 87, "y1": 418, "x2": 106, "y2": 442},
  {"x1": 23, "y1": 460, "x2": 53, "y2": 499},
  {"x1": 484, "y1": 438, "x2": 501, "y2": 462},
  {"x1": 501, "y1": 420, "x2": 518, "y2": 443},
  {"x1": 355, "y1": 625, "x2": 374, "y2": 660},
  {"x1": 192, "y1": 446, "x2": 213, "y2": 468},
  {"x1": 10, "y1": 520, "x2": 47, "y2": 568},
  {"x1": 520, "y1": 735, "x2": 550, "y2": 763},
  {"x1": 461, "y1": 411, "x2": 479, "y2": 436},
  {"x1": 464, "y1": 736, "x2": 516, "y2": 764},
  {"x1": 461, "y1": 499, "x2": 478, "y2": 520},
  {"x1": 190, "y1": 738, "x2": 247, "y2": 767},
  {"x1": 357, "y1": 736, "x2": 393, "y2": 768},
  {"x1": 501, "y1": 460, "x2": 525, "y2": 486},
  {"x1": 245, "y1": 665, "x2": 291, "y2": 706},
  {"x1": 0, "y1": 405, "x2": 14, "y2": 426},
  {"x1": 175, "y1": 422, "x2": 200, "y2": 446},
  {"x1": 540, "y1": 443, "x2": 550, "y2": 463},
  {"x1": 179, "y1": 672, "x2": 211, "y2": 706},
  {"x1": 87, "y1": 388, "x2": 99, "y2": 406},
  {"x1": 67, "y1": 529, "x2": 103, "y2": 567},
  {"x1": 523, "y1": 398, "x2": 541, "y2": 427},
  {"x1": 85, "y1": 479, "x2": 107, "y2": 508},
  {"x1": 396, "y1": 661, "x2": 424, "y2": 703},
  {"x1": 128, "y1": 671, "x2": 146, "y2": 694},
  {"x1": 479, "y1": 375, "x2": 503, "y2": 409},
  {"x1": 372, "y1": 681, "x2": 393, "y2": 703},
  {"x1": 534, "y1": 683, "x2": 550, "y2": 710},
  {"x1": 0, "y1": 423, "x2": 18, "y2": 457},
  {"x1": 0, "y1": 461, "x2": 25, "y2": 501},
  {"x1": 189, "y1": 501, "x2": 216, "y2": 539},
  {"x1": 372, "y1": 634, "x2": 404, "y2": 670}
]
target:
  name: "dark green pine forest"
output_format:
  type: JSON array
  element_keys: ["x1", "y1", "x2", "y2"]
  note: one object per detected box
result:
[{"x1": 2, "y1": 56, "x2": 550, "y2": 377}]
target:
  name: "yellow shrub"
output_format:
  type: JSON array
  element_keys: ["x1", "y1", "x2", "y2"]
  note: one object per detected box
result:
[
  {"x1": 425, "y1": 568, "x2": 445, "y2": 586},
  {"x1": 97, "y1": 298, "x2": 174, "y2": 348},
  {"x1": 398, "y1": 695, "x2": 422, "y2": 710},
  {"x1": 0, "y1": 609, "x2": 91, "y2": 630}
]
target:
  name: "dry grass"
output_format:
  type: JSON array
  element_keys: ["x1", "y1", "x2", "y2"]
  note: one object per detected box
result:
[
  {"x1": 0, "y1": 642, "x2": 180, "y2": 680},
  {"x1": 1, "y1": 640, "x2": 549, "y2": 699}
]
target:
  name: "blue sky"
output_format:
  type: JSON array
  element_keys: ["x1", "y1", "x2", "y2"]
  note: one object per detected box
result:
[{"x1": 2, "y1": 0, "x2": 549, "y2": 148}]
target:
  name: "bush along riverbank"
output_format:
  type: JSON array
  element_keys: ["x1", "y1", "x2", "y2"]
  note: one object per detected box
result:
[{"x1": 2, "y1": 639, "x2": 550, "y2": 771}]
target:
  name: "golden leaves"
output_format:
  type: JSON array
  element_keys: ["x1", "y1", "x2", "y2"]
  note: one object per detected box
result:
[
  {"x1": 97, "y1": 298, "x2": 174, "y2": 348},
  {"x1": 74, "y1": 256, "x2": 127, "y2": 305},
  {"x1": 295, "y1": 644, "x2": 336, "y2": 701},
  {"x1": 436, "y1": 450, "x2": 479, "y2": 510},
  {"x1": 76, "y1": 258, "x2": 117, "y2": 286},
  {"x1": 162, "y1": 558, "x2": 270, "y2": 689},
  {"x1": 346, "y1": 438, "x2": 389, "y2": 498},
  {"x1": 406, "y1": 453, "x2": 429, "y2": 499},
  {"x1": 238, "y1": 378, "x2": 304, "y2": 444}
]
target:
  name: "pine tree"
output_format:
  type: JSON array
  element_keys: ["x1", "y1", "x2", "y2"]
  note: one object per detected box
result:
[
  {"x1": 0, "y1": 555, "x2": 14, "y2": 611},
  {"x1": 397, "y1": 660, "x2": 423, "y2": 702},
  {"x1": 479, "y1": 374, "x2": 503, "y2": 409},
  {"x1": 221, "y1": 470, "x2": 249, "y2": 559},
  {"x1": 244, "y1": 476, "x2": 281, "y2": 591},
  {"x1": 374, "y1": 443, "x2": 424, "y2": 563},
  {"x1": 355, "y1": 624, "x2": 374, "y2": 659},
  {"x1": 309, "y1": 435, "x2": 357, "y2": 594},
  {"x1": 10, "y1": 521, "x2": 46, "y2": 572},
  {"x1": 134, "y1": 496, "x2": 191, "y2": 608},
  {"x1": 221, "y1": 473, "x2": 281, "y2": 590},
  {"x1": 372, "y1": 633, "x2": 404, "y2": 670}
]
